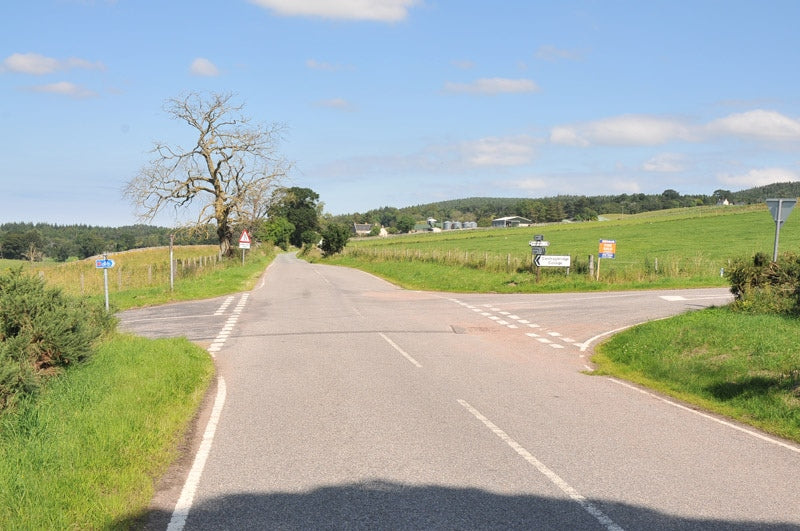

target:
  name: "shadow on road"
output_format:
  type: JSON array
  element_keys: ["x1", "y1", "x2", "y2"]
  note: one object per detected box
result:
[{"x1": 120, "y1": 479, "x2": 798, "y2": 530}]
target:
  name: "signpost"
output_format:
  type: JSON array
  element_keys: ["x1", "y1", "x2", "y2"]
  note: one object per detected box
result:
[
  {"x1": 95, "y1": 254, "x2": 115, "y2": 311},
  {"x1": 766, "y1": 198, "x2": 796, "y2": 261},
  {"x1": 597, "y1": 240, "x2": 616, "y2": 280},
  {"x1": 239, "y1": 230, "x2": 251, "y2": 265}
]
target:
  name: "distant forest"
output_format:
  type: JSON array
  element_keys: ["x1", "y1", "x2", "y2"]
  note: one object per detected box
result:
[
  {"x1": 2, "y1": 181, "x2": 799, "y2": 262},
  {"x1": 331, "y1": 181, "x2": 800, "y2": 231},
  {"x1": 0, "y1": 224, "x2": 216, "y2": 262}
]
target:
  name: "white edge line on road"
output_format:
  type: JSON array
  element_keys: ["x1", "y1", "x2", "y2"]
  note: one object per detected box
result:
[
  {"x1": 167, "y1": 377, "x2": 227, "y2": 531},
  {"x1": 608, "y1": 378, "x2": 800, "y2": 455},
  {"x1": 457, "y1": 399, "x2": 624, "y2": 531},
  {"x1": 379, "y1": 333, "x2": 422, "y2": 368}
]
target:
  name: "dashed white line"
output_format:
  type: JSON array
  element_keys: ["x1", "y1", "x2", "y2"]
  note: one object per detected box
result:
[
  {"x1": 379, "y1": 333, "x2": 422, "y2": 368},
  {"x1": 458, "y1": 400, "x2": 624, "y2": 531}
]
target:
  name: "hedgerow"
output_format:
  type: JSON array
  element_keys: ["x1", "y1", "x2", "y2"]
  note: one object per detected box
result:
[{"x1": 0, "y1": 268, "x2": 116, "y2": 411}]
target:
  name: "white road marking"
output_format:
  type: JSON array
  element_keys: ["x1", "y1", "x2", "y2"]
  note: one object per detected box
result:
[
  {"x1": 167, "y1": 377, "x2": 227, "y2": 531},
  {"x1": 214, "y1": 296, "x2": 235, "y2": 316},
  {"x1": 526, "y1": 332, "x2": 540, "y2": 338},
  {"x1": 379, "y1": 333, "x2": 422, "y2": 368},
  {"x1": 660, "y1": 295, "x2": 686, "y2": 301},
  {"x1": 609, "y1": 379, "x2": 800, "y2": 455},
  {"x1": 579, "y1": 325, "x2": 636, "y2": 352},
  {"x1": 458, "y1": 400, "x2": 624, "y2": 531}
]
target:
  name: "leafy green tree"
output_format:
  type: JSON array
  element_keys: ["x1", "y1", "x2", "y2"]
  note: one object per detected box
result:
[
  {"x1": 256, "y1": 216, "x2": 294, "y2": 250},
  {"x1": 270, "y1": 187, "x2": 320, "y2": 247},
  {"x1": 396, "y1": 214, "x2": 416, "y2": 233},
  {"x1": 320, "y1": 223, "x2": 350, "y2": 255}
]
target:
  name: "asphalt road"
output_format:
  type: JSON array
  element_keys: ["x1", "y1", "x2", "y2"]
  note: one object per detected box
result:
[{"x1": 118, "y1": 253, "x2": 800, "y2": 530}]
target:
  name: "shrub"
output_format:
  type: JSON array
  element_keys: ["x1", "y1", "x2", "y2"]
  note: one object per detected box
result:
[
  {"x1": 0, "y1": 268, "x2": 116, "y2": 410},
  {"x1": 320, "y1": 223, "x2": 351, "y2": 256},
  {"x1": 726, "y1": 252, "x2": 800, "y2": 315}
]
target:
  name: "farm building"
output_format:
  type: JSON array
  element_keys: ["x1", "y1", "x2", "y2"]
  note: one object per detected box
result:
[
  {"x1": 352, "y1": 223, "x2": 373, "y2": 236},
  {"x1": 491, "y1": 216, "x2": 532, "y2": 228}
]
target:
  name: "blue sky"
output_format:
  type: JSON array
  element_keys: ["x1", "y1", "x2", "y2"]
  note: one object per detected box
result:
[{"x1": 3, "y1": 0, "x2": 800, "y2": 227}]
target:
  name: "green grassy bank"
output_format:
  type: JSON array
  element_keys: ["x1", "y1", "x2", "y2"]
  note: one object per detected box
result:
[
  {"x1": 594, "y1": 308, "x2": 800, "y2": 443},
  {"x1": 0, "y1": 335, "x2": 214, "y2": 529}
]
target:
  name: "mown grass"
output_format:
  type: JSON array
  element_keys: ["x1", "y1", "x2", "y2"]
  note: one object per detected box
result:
[
  {"x1": 594, "y1": 308, "x2": 800, "y2": 443},
  {"x1": 0, "y1": 334, "x2": 214, "y2": 529}
]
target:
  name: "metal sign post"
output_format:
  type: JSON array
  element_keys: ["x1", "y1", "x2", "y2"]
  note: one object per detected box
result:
[
  {"x1": 95, "y1": 254, "x2": 115, "y2": 311},
  {"x1": 239, "y1": 230, "x2": 251, "y2": 265},
  {"x1": 529, "y1": 236, "x2": 549, "y2": 282},
  {"x1": 766, "y1": 198, "x2": 796, "y2": 261}
]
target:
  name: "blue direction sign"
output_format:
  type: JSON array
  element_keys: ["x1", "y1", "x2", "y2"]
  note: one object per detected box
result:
[{"x1": 95, "y1": 258, "x2": 115, "y2": 269}]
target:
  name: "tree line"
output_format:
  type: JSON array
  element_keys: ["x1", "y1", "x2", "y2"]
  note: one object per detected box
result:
[{"x1": 0, "y1": 223, "x2": 217, "y2": 262}]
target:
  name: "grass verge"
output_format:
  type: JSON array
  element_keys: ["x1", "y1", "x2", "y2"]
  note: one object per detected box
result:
[
  {"x1": 0, "y1": 334, "x2": 214, "y2": 529},
  {"x1": 97, "y1": 246, "x2": 276, "y2": 310},
  {"x1": 593, "y1": 307, "x2": 800, "y2": 443}
]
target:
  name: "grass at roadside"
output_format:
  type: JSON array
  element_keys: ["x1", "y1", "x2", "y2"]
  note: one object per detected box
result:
[
  {"x1": 593, "y1": 307, "x2": 800, "y2": 443},
  {"x1": 0, "y1": 334, "x2": 214, "y2": 529},
  {"x1": 105, "y1": 246, "x2": 276, "y2": 310}
]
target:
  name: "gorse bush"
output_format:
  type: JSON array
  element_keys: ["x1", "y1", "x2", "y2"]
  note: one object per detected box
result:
[
  {"x1": 726, "y1": 252, "x2": 800, "y2": 315},
  {"x1": 0, "y1": 268, "x2": 115, "y2": 410}
]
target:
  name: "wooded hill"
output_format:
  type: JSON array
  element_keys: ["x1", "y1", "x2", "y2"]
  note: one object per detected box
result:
[{"x1": 332, "y1": 182, "x2": 800, "y2": 230}]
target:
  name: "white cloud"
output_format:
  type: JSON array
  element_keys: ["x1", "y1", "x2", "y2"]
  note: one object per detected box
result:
[
  {"x1": 306, "y1": 59, "x2": 353, "y2": 72},
  {"x1": 509, "y1": 178, "x2": 547, "y2": 191},
  {"x1": 535, "y1": 45, "x2": 583, "y2": 62},
  {"x1": 2, "y1": 52, "x2": 105, "y2": 75},
  {"x1": 642, "y1": 153, "x2": 685, "y2": 172},
  {"x1": 315, "y1": 98, "x2": 355, "y2": 111},
  {"x1": 248, "y1": 0, "x2": 418, "y2": 21},
  {"x1": 451, "y1": 59, "x2": 475, "y2": 70},
  {"x1": 190, "y1": 57, "x2": 220, "y2": 77},
  {"x1": 443, "y1": 78, "x2": 539, "y2": 95},
  {"x1": 707, "y1": 110, "x2": 800, "y2": 141},
  {"x1": 462, "y1": 136, "x2": 537, "y2": 166},
  {"x1": 29, "y1": 81, "x2": 97, "y2": 98},
  {"x1": 717, "y1": 167, "x2": 800, "y2": 188},
  {"x1": 550, "y1": 114, "x2": 693, "y2": 146}
]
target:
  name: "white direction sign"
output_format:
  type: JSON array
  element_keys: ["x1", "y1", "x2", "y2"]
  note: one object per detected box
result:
[
  {"x1": 529, "y1": 240, "x2": 550, "y2": 247},
  {"x1": 535, "y1": 255, "x2": 571, "y2": 267}
]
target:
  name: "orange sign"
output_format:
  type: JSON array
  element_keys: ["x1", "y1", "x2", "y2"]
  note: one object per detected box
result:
[{"x1": 599, "y1": 239, "x2": 616, "y2": 258}]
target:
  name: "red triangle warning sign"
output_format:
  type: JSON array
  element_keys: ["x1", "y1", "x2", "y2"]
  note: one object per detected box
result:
[{"x1": 239, "y1": 230, "x2": 251, "y2": 244}]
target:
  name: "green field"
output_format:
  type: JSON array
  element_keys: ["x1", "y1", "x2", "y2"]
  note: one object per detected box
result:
[{"x1": 326, "y1": 204, "x2": 798, "y2": 292}]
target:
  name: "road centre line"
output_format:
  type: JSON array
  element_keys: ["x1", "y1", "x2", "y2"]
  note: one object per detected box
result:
[
  {"x1": 167, "y1": 377, "x2": 227, "y2": 531},
  {"x1": 457, "y1": 400, "x2": 625, "y2": 531},
  {"x1": 609, "y1": 379, "x2": 800, "y2": 455},
  {"x1": 379, "y1": 333, "x2": 422, "y2": 368}
]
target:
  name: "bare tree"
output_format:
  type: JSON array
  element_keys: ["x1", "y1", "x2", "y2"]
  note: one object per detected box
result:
[{"x1": 125, "y1": 92, "x2": 289, "y2": 256}]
